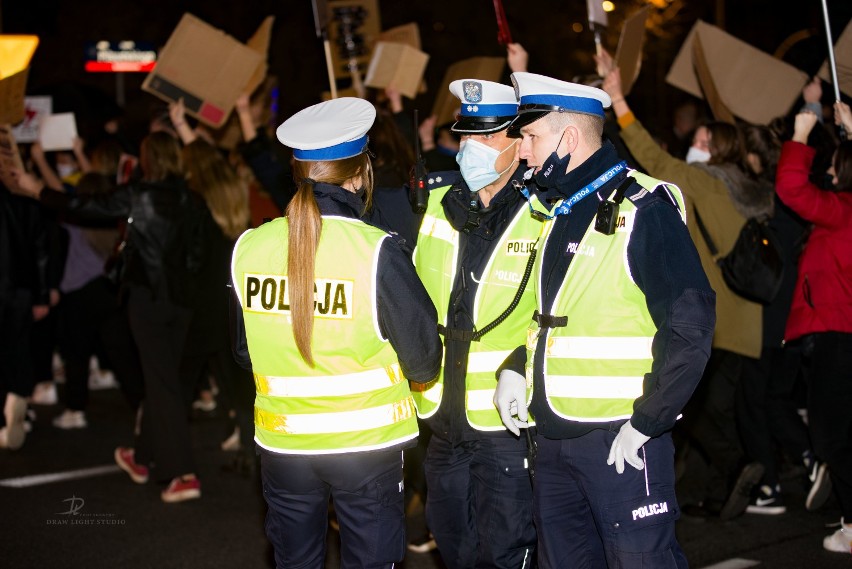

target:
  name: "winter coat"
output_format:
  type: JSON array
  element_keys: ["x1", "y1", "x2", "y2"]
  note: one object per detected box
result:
[
  {"x1": 619, "y1": 117, "x2": 773, "y2": 359},
  {"x1": 775, "y1": 141, "x2": 852, "y2": 340}
]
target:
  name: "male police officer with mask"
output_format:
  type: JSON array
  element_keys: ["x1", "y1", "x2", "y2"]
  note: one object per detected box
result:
[
  {"x1": 494, "y1": 72, "x2": 716, "y2": 567},
  {"x1": 411, "y1": 79, "x2": 540, "y2": 568}
]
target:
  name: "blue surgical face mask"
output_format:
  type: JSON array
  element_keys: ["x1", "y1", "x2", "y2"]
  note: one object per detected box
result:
[
  {"x1": 533, "y1": 129, "x2": 570, "y2": 189},
  {"x1": 456, "y1": 138, "x2": 518, "y2": 192}
]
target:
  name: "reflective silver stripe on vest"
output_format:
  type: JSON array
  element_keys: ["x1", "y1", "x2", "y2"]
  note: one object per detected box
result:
[
  {"x1": 419, "y1": 214, "x2": 457, "y2": 244},
  {"x1": 256, "y1": 400, "x2": 415, "y2": 434},
  {"x1": 257, "y1": 364, "x2": 402, "y2": 397},
  {"x1": 546, "y1": 337, "x2": 652, "y2": 359},
  {"x1": 466, "y1": 350, "x2": 512, "y2": 373},
  {"x1": 546, "y1": 375, "x2": 644, "y2": 399},
  {"x1": 467, "y1": 389, "x2": 498, "y2": 411},
  {"x1": 419, "y1": 383, "x2": 443, "y2": 404}
]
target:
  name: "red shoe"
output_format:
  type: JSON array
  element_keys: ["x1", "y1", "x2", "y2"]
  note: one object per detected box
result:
[
  {"x1": 114, "y1": 447, "x2": 149, "y2": 484},
  {"x1": 161, "y1": 476, "x2": 201, "y2": 503}
]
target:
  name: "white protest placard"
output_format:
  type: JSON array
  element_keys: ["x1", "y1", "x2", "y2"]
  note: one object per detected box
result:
[
  {"x1": 11, "y1": 96, "x2": 51, "y2": 143},
  {"x1": 39, "y1": 113, "x2": 78, "y2": 151}
]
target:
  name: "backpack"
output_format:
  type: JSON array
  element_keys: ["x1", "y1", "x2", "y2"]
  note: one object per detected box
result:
[{"x1": 694, "y1": 210, "x2": 784, "y2": 305}]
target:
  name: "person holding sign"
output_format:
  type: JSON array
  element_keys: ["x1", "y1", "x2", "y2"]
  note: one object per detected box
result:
[
  {"x1": 493, "y1": 72, "x2": 715, "y2": 567},
  {"x1": 230, "y1": 97, "x2": 441, "y2": 568},
  {"x1": 776, "y1": 103, "x2": 852, "y2": 554}
]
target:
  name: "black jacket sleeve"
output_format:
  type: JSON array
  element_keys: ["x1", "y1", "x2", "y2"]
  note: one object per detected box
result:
[
  {"x1": 228, "y1": 279, "x2": 253, "y2": 371},
  {"x1": 375, "y1": 236, "x2": 442, "y2": 383},
  {"x1": 238, "y1": 131, "x2": 295, "y2": 212},
  {"x1": 627, "y1": 197, "x2": 716, "y2": 437},
  {"x1": 40, "y1": 185, "x2": 132, "y2": 220},
  {"x1": 497, "y1": 345, "x2": 527, "y2": 379}
]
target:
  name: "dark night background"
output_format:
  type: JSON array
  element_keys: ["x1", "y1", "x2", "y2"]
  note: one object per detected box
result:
[{"x1": 2, "y1": 0, "x2": 851, "y2": 146}]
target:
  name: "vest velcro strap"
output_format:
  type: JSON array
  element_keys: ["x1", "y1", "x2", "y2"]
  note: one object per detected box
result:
[
  {"x1": 438, "y1": 325, "x2": 477, "y2": 342},
  {"x1": 532, "y1": 310, "x2": 567, "y2": 329}
]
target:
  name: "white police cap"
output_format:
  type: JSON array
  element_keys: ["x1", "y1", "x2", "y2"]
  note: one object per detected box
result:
[
  {"x1": 508, "y1": 72, "x2": 611, "y2": 135},
  {"x1": 449, "y1": 79, "x2": 519, "y2": 134},
  {"x1": 276, "y1": 97, "x2": 376, "y2": 161}
]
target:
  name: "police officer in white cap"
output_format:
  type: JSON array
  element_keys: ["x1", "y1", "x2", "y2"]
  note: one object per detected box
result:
[
  {"x1": 411, "y1": 79, "x2": 539, "y2": 567},
  {"x1": 230, "y1": 97, "x2": 442, "y2": 568},
  {"x1": 493, "y1": 73, "x2": 716, "y2": 567}
]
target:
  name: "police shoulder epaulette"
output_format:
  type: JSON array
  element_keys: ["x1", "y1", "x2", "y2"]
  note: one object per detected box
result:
[
  {"x1": 426, "y1": 170, "x2": 461, "y2": 191},
  {"x1": 627, "y1": 182, "x2": 681, "y2": 212},
  {"x1": 626, "y1": 185, "x2": 651, "y2": 205}
]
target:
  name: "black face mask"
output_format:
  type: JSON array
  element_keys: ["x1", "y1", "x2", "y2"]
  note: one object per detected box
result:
[
  {"x1": 534, "y1": 152, "x2": 571, "y2": 189},
  {"x1": 533, "y1": 129, "x2": 570, "y2": 189}
]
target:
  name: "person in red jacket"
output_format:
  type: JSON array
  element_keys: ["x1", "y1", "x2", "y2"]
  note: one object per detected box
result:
[{"x1": 775, "y1": 100, "x2": 852, "y2": 555}]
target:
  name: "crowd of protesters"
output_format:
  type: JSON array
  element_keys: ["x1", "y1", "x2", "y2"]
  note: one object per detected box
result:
[{"x1": 1, "y1": 28, "x2": 851, "y2": 564}]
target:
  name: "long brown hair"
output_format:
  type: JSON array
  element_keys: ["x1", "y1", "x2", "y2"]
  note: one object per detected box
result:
[
  {"x1": 706, "y1": 122, "x2": 746, "y2": 168},
  {"x1": 183, "y1": 140, "x2": 250, "y2": 240},
  {"x1": 139, "y1": 132, "x2": 182, "y2": 182},
  {"x1": 286, "y1": 153, "x2": 373, "y2": 366},
  {"x1": 834, "y1": 141, "x2": 852, "y2": 192}
]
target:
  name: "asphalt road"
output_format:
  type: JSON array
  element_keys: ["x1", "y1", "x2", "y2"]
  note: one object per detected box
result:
[{"x1": 1, "y1": 384, "x2": 849, "y2": 568}]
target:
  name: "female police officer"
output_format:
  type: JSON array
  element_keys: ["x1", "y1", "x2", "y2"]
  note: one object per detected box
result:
[{"x1": 230, "y1": 97, "x2": 442, "y2": 568}]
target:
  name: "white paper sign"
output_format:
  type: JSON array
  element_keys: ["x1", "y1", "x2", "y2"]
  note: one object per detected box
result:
[
  {"x1": 39, "y1": 113, "x2": 78, "y2": 151},
  {"x1": 11, "y1": 96, "x2": 52, "y2": 143}
]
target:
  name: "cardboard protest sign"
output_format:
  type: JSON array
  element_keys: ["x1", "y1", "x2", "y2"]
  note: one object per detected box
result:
[
  {"x1": 142, "y1": 13, "x2": 265, "y2": 128},
  {"x1": 666, "y1": 20, "x2": 809, "y2": 125},
  {"x1": 11, "y1": 96, "x2": 52, "y2": 143},
  {"x1": 364, "y1": 42, "x2": 429, "y2": 99},
  {"x1": 244, "y1": 16, "x2": 274, "y2": 97},
  {"x1": 210, "y1": 17, "x2": 275, "y2": 150},
  {"x1": 818, "y1": 18, "x2": 852, "y2": 98},
  {"x1": 432, "y1": 57, "x2": 506, "y2": 127},
  {"x1": 0, "y1": 123, "x2": 25, "y2": 189},
  {"x1": 377, "y1": 22, "x2": 421, "y2": 49},
  {"x1": 614, "y1": 6, "x2": 649, "y2": 96},
  {"x1": 39, "y1": 113, "x2": 78, "y2": 152},
  {"x1": 692, "y1": 34, "x2": 736, "y2": 124},
  {"x1": 326, "y1": 0, "x2": 381, "y2": 81},
  {"x1": 0, "y1": 35, "x2": 39, "y2": 125}
]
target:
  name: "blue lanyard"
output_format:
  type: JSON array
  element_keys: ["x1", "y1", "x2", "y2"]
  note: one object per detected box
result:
[{"x1": 518, "y1": 161, "x2": 628, "y2": 220}]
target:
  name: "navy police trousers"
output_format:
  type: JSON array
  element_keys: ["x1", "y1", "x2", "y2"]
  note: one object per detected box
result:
[
  {"x1": 533, "y1": 429, "x2": 687, "y2": 569},
  {"x1": 424, "y1": 435, "x2": 536, "y2": 568},
  {"x1": 260, "y1": 446, "x2": 405, "y2": 569}
]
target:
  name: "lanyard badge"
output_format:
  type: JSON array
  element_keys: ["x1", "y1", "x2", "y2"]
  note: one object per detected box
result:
[{"x1": 513, "y1": 161, "x2": 628, "y2": 222}]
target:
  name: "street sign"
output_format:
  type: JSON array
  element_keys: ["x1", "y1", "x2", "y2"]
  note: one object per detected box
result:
[{"x1": 85, "y1": 41, "x2": 156, "y2": 73}]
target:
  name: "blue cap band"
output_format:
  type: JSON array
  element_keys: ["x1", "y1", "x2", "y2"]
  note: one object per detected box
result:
[
  {"x1": 519, "y1": 94, "x2": 604, "y2": 117},
  {"x1": 458, "y1": 103, "x2": 518, "y2": 117},
  {"x1": 292, "y1": 135, "x2": 369, "y2": 161}
]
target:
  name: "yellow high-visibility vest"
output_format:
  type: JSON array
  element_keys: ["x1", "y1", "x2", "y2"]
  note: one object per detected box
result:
[
  {"x1": 527, "y1": 171, "x2": 686, "y2": 422},
  {"x1": 232, "y1": 216, "x2": 418, "y2": 454},
  {"x1": 413, "y1": 184, "x2": 540, "y2": 430}
]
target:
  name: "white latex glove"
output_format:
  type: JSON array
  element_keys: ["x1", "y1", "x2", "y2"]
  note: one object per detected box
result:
[
  {"x1": 607, "y1": 421, "x2": 650, "y2": 474},
  {"x1": 494, "y1": 369, "x2": 529, "y2": 436}
]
